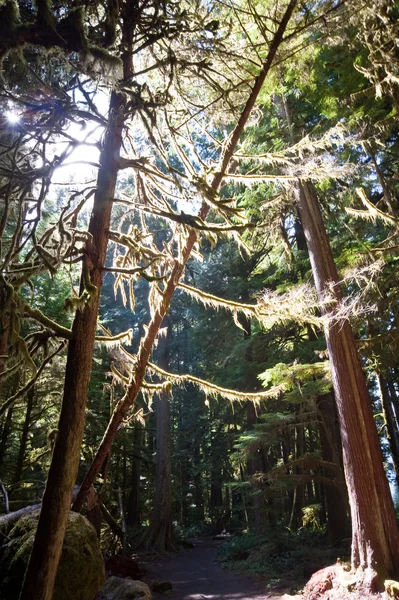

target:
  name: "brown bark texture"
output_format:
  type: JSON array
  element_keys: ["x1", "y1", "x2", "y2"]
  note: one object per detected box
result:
[
  {"x1": 13, "y1": 386, "x2": 34, "y2": 485},
  {"x1": 19, "y1": 7, "x2": 139, "y2": 595},
  {"x1": 126, "y1": 424, "x2": 142, "y2": 528},
  {"x1": 19, "y1": 84, "x2": 129, "y2": 600},
  {"x1": 144, "y1": 393, "x2": 175, "y2": 551},
  {"x1": 143, "y1": 320, "x2": 176, "y2": 552},
  {"x1": 0, "y1": 406, "x2": 13, "y2": 469},
  {"x1": 317, "y1": 393, "x2": 350, "y2": 542},
  {"x1": 72, "y1": 0, "x2": 298, "y2": 513},
  {"x1": 297, "y1": 180, "x2": 399, "y2": 585}
]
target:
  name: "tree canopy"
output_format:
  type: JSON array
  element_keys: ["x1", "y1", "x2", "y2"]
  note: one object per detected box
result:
[{"x1": 1, "y1": 1, "x2": 399, "y2": 599}]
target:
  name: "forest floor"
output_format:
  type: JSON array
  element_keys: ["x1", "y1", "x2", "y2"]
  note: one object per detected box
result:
[
  {"x1": 145, "y1": 538, "x2": 298, "y2": 600},
  {"x1": 142, "y1": 539, "x2": 394, "y2": 600}
]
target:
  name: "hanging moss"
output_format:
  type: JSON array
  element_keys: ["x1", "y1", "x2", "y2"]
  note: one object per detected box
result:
[{"x1": 0, "y1": 510, "x2": 105, "y2": 600}]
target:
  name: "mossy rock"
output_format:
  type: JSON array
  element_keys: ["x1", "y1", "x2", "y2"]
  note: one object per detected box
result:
[
  {"x1": 98, "y1": 576, "x2": 151, "y2": 600},
  {"x1": 0, "y1": 509, "x2": 105, "y2": 600}
]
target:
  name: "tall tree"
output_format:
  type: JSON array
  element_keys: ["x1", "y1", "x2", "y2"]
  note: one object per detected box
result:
[
  {"x1": 18, "y1": 2, "x2": 217, "y2": 597},
  {"x1": 296, "y1": 179, "x2": 399, "y2": 586},
  {"x1": 143, "y1": 317, "x2": 177, "y2": 552},
  {"x1": 71, "y1": 0, "x2": 299, "y2": 515}
]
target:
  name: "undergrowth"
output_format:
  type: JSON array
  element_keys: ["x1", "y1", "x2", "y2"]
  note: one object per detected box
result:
[{"x1": 216, "y1": 528, "x2": 350, "y2": 587}]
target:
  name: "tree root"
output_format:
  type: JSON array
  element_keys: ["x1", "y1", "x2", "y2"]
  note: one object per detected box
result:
[{"x1": 302, "y1": 563, "x2": 397, "y2": 599}]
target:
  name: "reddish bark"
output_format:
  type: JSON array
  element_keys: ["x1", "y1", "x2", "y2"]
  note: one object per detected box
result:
[{"x1": 297, "y1": 180, "x2": 399, "y2": 584}]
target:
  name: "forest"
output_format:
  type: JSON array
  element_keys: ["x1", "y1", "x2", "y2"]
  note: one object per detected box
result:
[{"x1": 1, "y1": 1, "x2": 399, "y2": 599}]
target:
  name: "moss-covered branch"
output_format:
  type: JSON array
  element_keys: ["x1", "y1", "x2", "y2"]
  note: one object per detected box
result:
[
  {"x1": 146, "y1": 361, "x2": 287, "y2": 405},
  {"x1": 0, "y1": 341, "x2": 67, "y2": 418},
  {"x1": 18, "y1": 299, "x2": 72, "y2": 339}
]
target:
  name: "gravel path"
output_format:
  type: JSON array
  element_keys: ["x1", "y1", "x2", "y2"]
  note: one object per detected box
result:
[{"x1": 148, "y1": 539, "x2": 293, "y2": 600}]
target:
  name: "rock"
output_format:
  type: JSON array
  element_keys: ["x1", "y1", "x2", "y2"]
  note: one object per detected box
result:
[
  {"x1": 105, "y1": 554, "x2": 147, "y2": 579},
  {"x1": 303, "y1": 565, "x2": 336, "y2": 600},
  {"x1": 0, "y1": 509, "x2": 105, "y2": 600},
  {"x1": 98, "y1": 576, "x2": 151, "y2": 600},
  {"x1": 149, "y1": 580, "x2": 173, "y2": 593}
]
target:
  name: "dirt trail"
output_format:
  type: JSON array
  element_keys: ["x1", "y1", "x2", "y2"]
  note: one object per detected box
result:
[{"x1": 148, "y1": 539, "x2": 294, "y2": 600}]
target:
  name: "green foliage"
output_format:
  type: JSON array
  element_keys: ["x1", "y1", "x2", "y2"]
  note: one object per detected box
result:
[
  {"x1": 2, "y1": 0, "x2": 399, "y2": 578},
  {"x1": 217, "y1": 528, "x2": 346, "y2": 582},
  {"x1": 217, "y1": 532, "x2": 269, "y2": 561}
]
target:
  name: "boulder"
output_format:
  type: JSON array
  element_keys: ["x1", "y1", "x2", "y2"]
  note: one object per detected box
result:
[
  {"x1": 303, "y1": 565, "x2": 336, "y2": 600},
  {"x1": 0, "y1": 509, "x2": 105, "y2": 600},
  {"x1": 98, "y1": 576, "x2": 151, "y2": 600}
]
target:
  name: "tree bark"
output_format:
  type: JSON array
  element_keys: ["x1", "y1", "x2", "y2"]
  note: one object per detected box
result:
[
  {"x1": 297, "y1": 179, "x2": 399, "y2": 586},
  {"x1": 316, "y1": 393, "x2": 350, "y2": 542},
  {"x1": 143, "y1": 317, "x2": 176, "y2": 552},
  {"x1": 0, "y1": 315, "x2": 10, "y2": 403},
  {"x1": 19, "y1": 21, "x2": 134, "y2": 598},
  {"x1": 72, "y1": 1, "x2": 298, "y2": 513},
  {"x1": 376, "y1": 373, "x2": 399, "y2": 488},
  {"x1": 0, "y1": 406, "x2": 13, "y2": 469},
  {"x1": 246, "y1": 401, "x2": 264, "y2": 528},
  {"x1": 126, "y1": 425, "x2": 142, "y2": 529},
  {"x1": 13, "y1": 386, "x2": 34, "y2": 485},
  {"x1": 387, "y1": 373, "x2": 399, "y2": 428}
]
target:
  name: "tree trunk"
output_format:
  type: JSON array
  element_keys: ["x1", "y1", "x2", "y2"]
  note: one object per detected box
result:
[
  {"x1": 142, "y1": 317, "x2": 176, "y2": 552},
  {"x1": 297, "y1": 179, "x2": 399, "y2": 586},
  {"x1": 19, "y1": 27, "x2": 134, "y2": 599},
  {"x1": 0, "y1": 406, "x2": 13, "y2": 469},
  {"x1": 72, "y1": 2, "x2": 297, "y2": 513},
  {"x1": 126, "y1": 425, "x2": 142, "y2": 529},
  {"x1": 13, "y1": 386, "x2": 34, "y2": 485},
  {"x1": 387, "y1": 374, "x2": 399, "y2": 428},
  {"x1": 0, "y1": 316, "x2": 10, "y2": 403},
  {"x1": 194, "y1": 443, "x2": 205, "y2": 522},
  {"x1": 317, "y1": 393, "x2": 350, "y2": 542},
  {"x1": 246, "y1": 401, "x2": 264, "y2": 528},
  {"x1": 376, "y1": 373, "x2": 399, "y2": 488},
  {"x1": 289, "y1": 410, "x2": 305, "y2": 529}
]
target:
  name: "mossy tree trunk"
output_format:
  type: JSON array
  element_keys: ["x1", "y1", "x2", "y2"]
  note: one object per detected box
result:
[
  {"x1": 297, "y1": 179, "x2": 399, "y2": 587},
  {"x1": 19, "y1": 19, "x2": 134, "y2": 600},
  {"x1": 72, "y1": 0, "x2": 298, "y2": 513}
]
